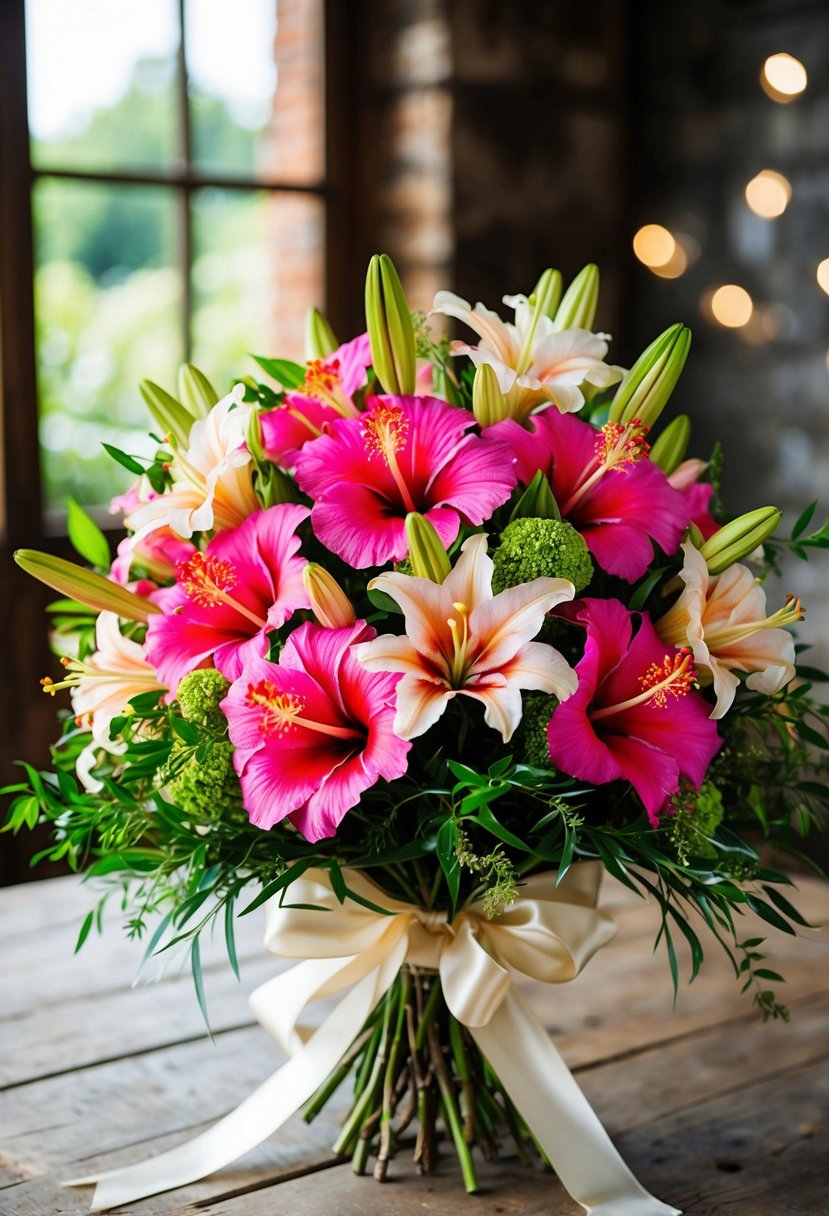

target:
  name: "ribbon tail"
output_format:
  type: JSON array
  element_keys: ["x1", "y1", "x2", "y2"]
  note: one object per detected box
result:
[
  {"x1": 470, "y1": 991, "x2": 681, "y2": 1216},
  {"x1": 63, "y1": 970, "x2": 384, "y2": 1212}
]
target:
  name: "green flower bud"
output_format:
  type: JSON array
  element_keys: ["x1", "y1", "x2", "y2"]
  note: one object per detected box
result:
[
  {"x1": 472, "y1": 362, "x2": 508, "y2": 427},
  {"x1": 365, "y1": 254, "x2": 416, "y2": 395},
  {"x1": 608, "y1": 323, "x2": 691, "y2": 429},
  {"x1": 304, "y1": 307, "x2": 339, "y2": 361},
  {"x1": 552, "y1": 264, "x2": 599, "y2": 332},
  {"x1": 405, "y1": 513, "x2": 451, "y2": 583},
  {"x1": 650, "y1": 414, "x2": 691, "y2": 475},
  {"x1": 493, "y1": 518, "x2": 593, "y2": 594},
  {"x1": 247, "y1": 411, "x2": 298, "y2": 507},
  {"x1": 177, "y1": 364, "x2": 218, "y2": 420},
  {"x1": 509, "y1": 470, "x2": 561, "y2": 523},
  {"x1": 699, "y1": 506, "x2": 782, "y2": 574},
  {"x1": 140, "y1": 379, "x2": 194, "y2": 448},
  {"x1": 14, "y1": 550, "x2": 160, "y2": 622}
]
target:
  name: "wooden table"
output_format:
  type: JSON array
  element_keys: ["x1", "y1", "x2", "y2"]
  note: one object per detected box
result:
[{"x1": 1, "y1": 873, "x2": 828, "y2": 1215}]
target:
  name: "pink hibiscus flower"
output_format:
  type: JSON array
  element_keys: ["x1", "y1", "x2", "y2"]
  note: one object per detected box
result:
[
  {"x1": 293, "y1": 395, "x2": 517, "y2": 568},
  {"x1": 547, "y1": 598, "x2": 721, "y2": 825},
  {"x1": 259, "y1": 333, "x2": 372, "y2": 469},
  {"x1": 488, "y1": 412, "x2": 690, "y2": 582},
  {"x1": 145, "y1": 504, "x2": 310, "y2": 697},
  {"x1": 221, "y1": 621, "x2": 411, "y2": 841}
]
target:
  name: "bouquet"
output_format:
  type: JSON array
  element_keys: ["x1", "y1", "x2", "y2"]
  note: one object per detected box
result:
[{"x1": 6, "y1": 255, "x2": 829, "y2": 1215}]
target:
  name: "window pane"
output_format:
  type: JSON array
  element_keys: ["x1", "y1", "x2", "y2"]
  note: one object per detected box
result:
[
  {"x1": 34, "y1": 179, "x2": 183, "y2": 513},
  {"x1": 26, "y1": 0, "x2": 179, "y2": 173},
  {"x1": 186, "y1": 0, "x2": 324, "y2": 184},
  {"x1": 191, "y1": 188, "x2": 325, "y2": 376}
]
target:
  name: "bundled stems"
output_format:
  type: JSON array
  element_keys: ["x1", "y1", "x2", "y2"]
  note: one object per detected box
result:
[{"x1": 303, "y1": 965, "x2": 545, "y2": 1191}]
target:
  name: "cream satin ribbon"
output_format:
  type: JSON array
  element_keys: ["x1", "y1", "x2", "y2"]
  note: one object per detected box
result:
[{"x1": 67, "y1": 864, "x2": 680, "y2": 1215}]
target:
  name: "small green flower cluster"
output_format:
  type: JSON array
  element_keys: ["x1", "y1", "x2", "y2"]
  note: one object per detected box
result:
[
  {"x1": 492, "y1": 518, "x2": 593, "y2": 595},
  {"x1": 167, "y1": 670, "x2": 241, "y2": 821}
]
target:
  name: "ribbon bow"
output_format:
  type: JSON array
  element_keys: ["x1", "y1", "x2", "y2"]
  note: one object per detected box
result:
[{"x1": 68, "y1": 865, "x2": 680, "y2": 1216}]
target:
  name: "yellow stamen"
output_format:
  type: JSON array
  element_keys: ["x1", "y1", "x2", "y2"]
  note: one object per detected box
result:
[
  {"x1": 361, "y1": 404, "x2": 418, "y2": 513},
  {"x1": 178, "y1": 552, "x2": 268, "y2": 629},
  {"x1": 592, "y1": 648, "x2": 696, "y2": 720},
  {"x1": 246, "y1": 680, "x2": 364, "y2": 742},
  {"x1": 561, "y1": 419, "x2": 650, "y2": 515},
  {"x1": 445, "y1": 601, "x2": 471, "y2": 687},
  {"x1": 703, "y1": 593, "x2": 804, "y2": 650}
]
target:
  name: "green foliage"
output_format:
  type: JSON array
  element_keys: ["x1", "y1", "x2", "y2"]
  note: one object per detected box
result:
[
  {"x1": 492, "y1": 518, "x2": 593, "y2": 594},
  {"x1": 517, "y1": 692, "x2": 559, "y2": 770}
]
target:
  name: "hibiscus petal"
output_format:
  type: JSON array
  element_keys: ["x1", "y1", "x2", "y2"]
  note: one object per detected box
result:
[
  {"x1": 238, "y1": 744, "x2": 339, "y2": 829},
  {"x1": 603, "y1": 733, "x2": 681, "y2": 826}
]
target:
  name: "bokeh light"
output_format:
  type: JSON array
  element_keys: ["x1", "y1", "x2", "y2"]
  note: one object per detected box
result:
[
  {"x1": 708, "y1": 284, "x2": 754, "y2": 328},
  {"x1": 633, "y1": 224, "x2": 675, "y2": 268},
  {"x1": 760, "y1": 53, "x2": 807, "y2": 103},
  {"x1": 745, "y1": 169, "x2": 792, "y2": 219},
  {"x1": 817, "y1": 258, "x2": 829, "y2": 295}
]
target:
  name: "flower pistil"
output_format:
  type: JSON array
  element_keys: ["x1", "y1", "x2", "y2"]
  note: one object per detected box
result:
[{"x1": 592, "y1": 648, "x2": 696, "y2": 721}]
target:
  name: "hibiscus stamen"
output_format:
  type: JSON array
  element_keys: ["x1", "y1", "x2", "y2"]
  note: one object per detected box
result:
[
  {"x1": 246, "y1": 679, "x2": 364, "y2": 742},
  {"x1": 561, "y1": 419, "x2": 650, "y2": 515},
  {"x1": 179, "y1": 553, "x2": 268, "y2": 629},
  {"x1": 702, "y1": 593, "x2": 804, "y2": 650},
  {"x1": 298, "y1": 358, "x2": 360, "y2": 419},
  {"x1": 592, "y1": 647, "x2": 696, "y2": 720},
  {"x1": 285, "y1": 406, "x2": 324, "y2": 439},
  {"x1": 362, "y1": 404, "x2": 418, "y2": 514}
]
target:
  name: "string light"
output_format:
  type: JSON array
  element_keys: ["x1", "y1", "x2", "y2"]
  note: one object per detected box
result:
[
  {"x1": 760, "y1": 53, "x2": 807, "y2": 102},
  {"x1": 633, "y1": 224, "x2": 675, "y2": 268},
  {"x1": 745, "y1": 170, "x2": 792, "y2": 219}
]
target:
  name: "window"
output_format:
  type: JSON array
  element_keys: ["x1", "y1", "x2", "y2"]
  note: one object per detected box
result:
[{"x1": 15, "y1": 0, "x2": 327, "y2": 522}]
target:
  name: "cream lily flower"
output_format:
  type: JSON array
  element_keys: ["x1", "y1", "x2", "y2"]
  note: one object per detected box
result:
[
  {"x1": 127, "y1": 385, "x2": 259, "y2": 542},
  {"x1": 432, "y1": 290, "x2": 623, "y2": 423},
  {"x1": 354, "y1": 534, "x2": 578, "y2": 741},
  {"x1": 656, "y1": 542, "x2": 802, "y2": 719},
  {"x1": 41, "y1": 612, "x2": 166, "y2": 791}
]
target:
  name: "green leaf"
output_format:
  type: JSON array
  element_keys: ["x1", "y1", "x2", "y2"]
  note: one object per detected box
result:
[
  {"x1": 252, "y1": 355, "x2": 306, "y2": 389},
  {"x1": 223, "y1": 899, "x2": 240, "y2": 980},
  {"x1": 668, "y1": 908, "x2": 704, "y2": 982},
  {"x1": 102, "y1": 443, "x2": 145, "y2": 475},
  {"x1": 745, "y1": 895, "x2": 797, "y2": 936},
  {"x1": 191, "y1": 938, "x2": 213, "y2": 1037},
  {"x1": 753, "y1": 969, "x2": 785, "y2": 983},
  {"x1": 629, "y1": 566, "x2": 667, "y2": 612},
  {"x1": 66, "y1": 498, "x2": 111, "y2": 568},
  {"x1": 170, "y1": 715, "x2": 201, "y2": 745},
  {"x1": 472, "y1": 805, "x2": 532, "y2": 852},
  {"x1": 791, "y1": 499, "x2": 817, "y2": 540},
  {"x1": 329, "y1": 861, "x2": 348, "y2": 904},
  {"x1": 436, "y1": 818, "x2": 461, "y2": 912},
  {"x1": 446, "y1": 760, "x2": 487, "y2": 787},
  {"x1": 74, "y1": 909, "x2": 95, "y2": 954},
  {"x1": 795, "y1": 720, "x2": 829, "y2": 750},
  {"x1": 762, "y1": 885, "x2": 815, "y2": 928},
  {"x1": 240, "y1": 858, "x2": 314, "y2": 915},
  {"x1": 367, "y1": 587, "x2": 404, "y2": 615},
  {"x1": 556, "y1": 826, "x2": 577, "y2": 884}
]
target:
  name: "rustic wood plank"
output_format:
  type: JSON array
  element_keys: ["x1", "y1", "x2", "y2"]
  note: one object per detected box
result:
[{"x1": 3, "y1": 977, "x2": 827, "y2": 1212}]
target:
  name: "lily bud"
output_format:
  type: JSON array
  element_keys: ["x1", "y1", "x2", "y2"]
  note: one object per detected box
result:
[
  {"x1": 515, "y1": 268, "x2": 563, "y2": 374},
  {"x1": 140, "y1": 380, "x2": 193, "y2": 449},
  {"x1": 552, "y1": 264, "x2": 599, "y2": 332},
  {"x1": 177, "y1": 364, "x2": 217, "y2": 420},
  {"x1": 530, "y1": 267, "x2": 563, "y2": 319},
  {"x1": 14, "y1": 550, "x2": 160, "y2": 622},
  {"x1": 608, "y1": 323, "x2": 691, "y2": 429},
  {"x1": 304, "y1": 307, "x2": 339, "y2": 361},
  {"x1": 699, "y1": 506, "x2": 782, "y2": 575},
  {"x1": 472, "y1": 363, "x2": 508, "y2": 427},
  {"x1": 303, "y1": 564, "x2": 356, "y2": 629},
  {"x1": 365, "y1": 254, "x2": 416, "y2": 395},
  {"x1": 405, "y1": 513, "x2": 451, "y2": 583},
  {"x1": 509, "y1": 470, "x2": 561, "y2": 523},
  {"x1": 650, "y1": 414, "x2": 691, "y2": 475}
]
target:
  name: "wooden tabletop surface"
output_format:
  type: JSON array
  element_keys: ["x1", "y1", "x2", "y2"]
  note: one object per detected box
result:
[{"x1": 1, "y1": 871, "x2": 828, "y2": 1215}]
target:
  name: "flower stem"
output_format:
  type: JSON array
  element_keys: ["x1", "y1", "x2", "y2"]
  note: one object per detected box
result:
[
  {"x1": 427, "y1": 1023, "x2": 479, "y2": 1193},
  {"x1": 375, "y1": 969, "x2": 411, "y2": 1180}
]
